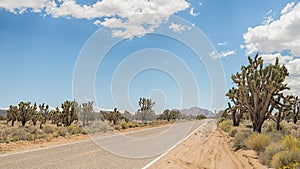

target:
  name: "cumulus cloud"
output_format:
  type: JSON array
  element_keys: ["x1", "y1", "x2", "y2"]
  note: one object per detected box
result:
[
  {"x1": 242, "y1": 2, "x2": 300, "y2": 56},
  {"x1": 0, "y1": 0, "x2": 190, "y2": 39},
  {"x1": 242, "y1": 2, "x2": 300, "y2": 96},
  {"x1": 0, "y1": 0, "x2": 48, "y2": 13},
  {"x1": 169, "y1": 22, "x2": 191, "y2": 33},
  {"x1": 260, "y1": 53, "x2": 293, "y2": 64},
  {"x1": 189, "y1": 7, "x2": 199, "y2": 17},
  {"x1": 281, "y1": 2, "x2": 296, "y2": 15},
  {"x1": 285, "y1": 59, "x2": 300, "y2": 96},
  {"x1": 210, "y1": 50, "x2": 236, "y2": 59}
]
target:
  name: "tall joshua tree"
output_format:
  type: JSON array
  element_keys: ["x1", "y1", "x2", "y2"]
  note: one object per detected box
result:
[
  {"x1": 61, "y1": 100, "x2": 79, "y2": 127},
  {"x1": 136, "y1": 98, "x2": 155, "y2": 121},
  {"x1": 226, "y1": 54, "x2": 289, "y2": 132},
  {"x1": 39, "y1": 103, "x2": 49, "y2": 129},
  {"x1": 18, "y1": 102, "x2": 37, "y2": 127},
  {"x1": 80, "y1": 102, "x2": 94, "y2": 126},
  {"x1": 6, "y1": 105, "x2": 19, "y2": 126}
]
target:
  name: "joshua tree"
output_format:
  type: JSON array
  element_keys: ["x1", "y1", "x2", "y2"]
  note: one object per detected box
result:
[
  {"x1": 60, "y1": 100, "x2": 79, "y2": 127},
  {"x1": 39, "y1": 103, "x2": 49, "y2": 129},
  {"x1": 6, "y1": 105, "x2": 19, "y2": 126},
  {"x1": 80, "y1": 102, "x2": 94, "y2": 126},
  {"x1": 272, "y1": 94, "x2": 293, "y2": 130},
  {"x1": 136, "y1": 98, "x2": 155, "y2": 121},
  {"x1": 159, "y1": 109, "x2": 180, "y2": 121},
  {"x1": 290, "y1": 96, "x2": 300, "y2": 124},
  {"x1": 226, "y1": 54, "x2": 289, "y2": 132},
  {"x1": 105, "y1": 108, "x2": 122, "y2": 125},
  {"x1": 224, "y1": 102, "x2": 246, "y2": 126},
  {"x1": 18, "y1": 102, "x2": 37, "y2": 127},
  {"x1": 123, "y1": 110, "x2": 132, "y2": 123},
  {"x1": 50, "y1": 107, "x2": 62, "y2": 126},
  {"x1": 31, "y1": 110, "x2": 40, "y2": 126}
]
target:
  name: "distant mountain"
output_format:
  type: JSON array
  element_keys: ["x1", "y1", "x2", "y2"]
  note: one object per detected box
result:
[
  {"x1": 179, "y1": 107, "x2": 215, "y2": 117},
  {"x1": 0, "y1": 109, "x2": 7, "y2": 116}
]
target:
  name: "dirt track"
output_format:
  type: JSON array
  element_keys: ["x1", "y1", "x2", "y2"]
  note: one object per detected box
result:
[{"x1": 149, "y1": 121, "x2": 267, "y2": 169}]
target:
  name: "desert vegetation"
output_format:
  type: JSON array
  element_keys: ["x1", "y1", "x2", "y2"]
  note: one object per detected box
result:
[
  {"x1": 1, "y1": 97, "x2": 206, "y2": 144},
  {"x1": 219, "y1": 54, "x2": 300, "y2": 169}
]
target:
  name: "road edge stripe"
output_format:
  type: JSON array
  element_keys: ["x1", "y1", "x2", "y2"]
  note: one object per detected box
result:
[{"x1": 141, "y1": 119, "x2": 210, "y2": 169}]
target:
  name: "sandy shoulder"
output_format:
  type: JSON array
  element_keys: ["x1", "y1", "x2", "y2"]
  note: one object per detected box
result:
[{"x1": 148, "y1": 122, "x2": 268, "y2": 169}]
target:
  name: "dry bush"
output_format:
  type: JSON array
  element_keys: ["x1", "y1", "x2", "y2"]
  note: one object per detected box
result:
[
  {"x1": 44, "y1": 126, "x2": 55, "y2": 134},
  {"x1": 271, "y1": 149, "x2": 300, "y2": 169},
  {"x1": 281, "y1": 135, "x2": 300, "y2": 150},
  {"x1": 259, "y1": 144, "x2": 283, "y2": 167},
  {"x1": 229, "y1": 128, "x2": 238, "y2": 137},
  {"x1": 232, "y1": 128, "x2": 253, "y2": 150},
  {"x1": 218, "y1": 120, "x2": 232, "y2": 132},
  {"x1": 121, "y1": 122, "x2": 129, "y2": 129},
  {"x1": 245, "y1": 133, "x2": 271, "y2": 153}
]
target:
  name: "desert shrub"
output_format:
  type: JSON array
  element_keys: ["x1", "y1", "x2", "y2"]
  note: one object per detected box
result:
[
  {"x1": 27, "y1": 134, "x2": 36, "y2": 141},
  {"x1": 233, "y1": 129, "x2": 252, "y2": 150},
  {"x1": 263, "y1": 121, "x2": 276, "y2": 132},
  {"x1": 67, "y1": 126, "x2": 82, "y2": 135},
  {"x1": 0, "y1": 115, "x2": 6, "y2": 120},
  {"x1": 291, "y1": 128, "x2": 300, "y2": 139},
  {"x1": 245, "y1": 133, "x2": 271, "y2": 153},
  {"x1": 114, "y1": 125, "x2": 121, "y2": 130},
  {"x1": 80, "y1": 129, "x2": 87, "y2": 135},
  {"x1": 281, "y1": 135, "x2": 300, "y2": 150},
  {"x1": 44, "y1": 126, "x2": 55, "y2": 134},
  {"x1": 229, "y1": 128, "x2": 238, "y2": 137},
  {"x1": 58, "y1": 128, "x2": 67, "y2": 137},
  {"x1": 266, "y1": 131, "x2": 285, "y2": 143},
  {"x1": 11, "y1": 128, "x2": 28, "y2": 140},
  {"x1": 121, "y1": 122, "x2": 128, "y2": 129},
  {"x1": 11, "y1": 136, "x2": 19, "y2": 142},
  {"x1": 271, "y1": 149, "x2": 300, "y2": 169},
  {"x1": 281, "y1": 161, "x2": 299, "y2": 169},
  {"x1": 259, "y1": 144, "x2": 283, "y2": 167},
  {"x1": 128, "y1": 122, "x2": 135, "y2": 128},
  {"x1": 218, "y1": 120, "x2": 232, "y2": 132}
]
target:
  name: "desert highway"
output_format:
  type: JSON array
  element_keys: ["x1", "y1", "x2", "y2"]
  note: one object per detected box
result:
[{"x1": 0, "y1": 119, "x2": 210, "y2": 169}]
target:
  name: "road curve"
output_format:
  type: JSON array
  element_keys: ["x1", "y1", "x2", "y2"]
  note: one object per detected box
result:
[{"x1": 0, "y1": 120, "x2": 209, "y2": 169}]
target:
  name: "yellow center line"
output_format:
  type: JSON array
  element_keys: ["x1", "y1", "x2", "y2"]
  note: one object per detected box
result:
[{"x1": 78, "y1": 148, "x2": 102, "y2": 157}]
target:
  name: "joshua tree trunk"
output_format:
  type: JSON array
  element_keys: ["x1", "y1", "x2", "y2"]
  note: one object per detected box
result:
[{"x1": 22, "y1": 120, "x2": 26, "y2": 127}]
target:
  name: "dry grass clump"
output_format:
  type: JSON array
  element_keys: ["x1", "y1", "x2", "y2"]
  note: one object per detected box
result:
[
  {"x1": 245, "y1": 133, "x2": 271, "y2": 153},
  {"x1": 232, "y1": 128, "x2": 253, "y2": 150},
  {"x1": 218, "y1": 120, "x2": 232, "y2": 132}
]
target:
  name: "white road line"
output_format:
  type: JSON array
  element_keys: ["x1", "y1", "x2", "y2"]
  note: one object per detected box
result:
[{"x1": 142, "y1": 119, "x2": 210, "y2": 169}]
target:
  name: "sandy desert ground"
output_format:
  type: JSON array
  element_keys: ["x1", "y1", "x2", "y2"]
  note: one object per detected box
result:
[{"x1": 149, "y1": 121, "x2": 268, "y2": 169}]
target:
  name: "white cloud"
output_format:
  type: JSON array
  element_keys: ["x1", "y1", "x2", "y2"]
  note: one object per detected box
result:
[
  {"x1": 210, "y1": 50, "x2": 236, "y2": 59},
  {"x1": 285, "y1": 59, "x2": 300, "y2": 96},
  {"x1": 217, "y1": 41, "x2": 227, "y2": 46},
  {"x1": 0, "y1": 0, "x2": 190, "y2": 39},
  {"x1": 242, "y1": 2, "x2": 300, "y2": 96},
  {"x1": 0, "y1": 0, "x2": 48, "y2": 14},
  {"x1": 169, "y1": 22, "x2": 192, "y2": 33},
  {"x1": 189, "y1": 7, "x2": 199, "y2": 17},
  {"x1": 262, "y1": 15, "x2": 274, "y2": 25},
  {"x1": 281, "y1": 2, "x2": 296, "y2": 15},
  {"x1": 242, "y1": 2, "x2": 300, "y2": 56},
  {"x1": 260, "y1": 53, "x2": 293, "y2": 64}
]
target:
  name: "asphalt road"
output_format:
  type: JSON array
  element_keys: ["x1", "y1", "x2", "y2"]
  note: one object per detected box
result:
[{"x1": 0, "y1": 120, "x2": 209, "y2": 169}]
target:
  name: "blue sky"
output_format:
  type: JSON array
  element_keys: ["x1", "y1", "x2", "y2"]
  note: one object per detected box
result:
[{"x1": 0, "y1": 0, "x2": 299, "y2": 113}]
